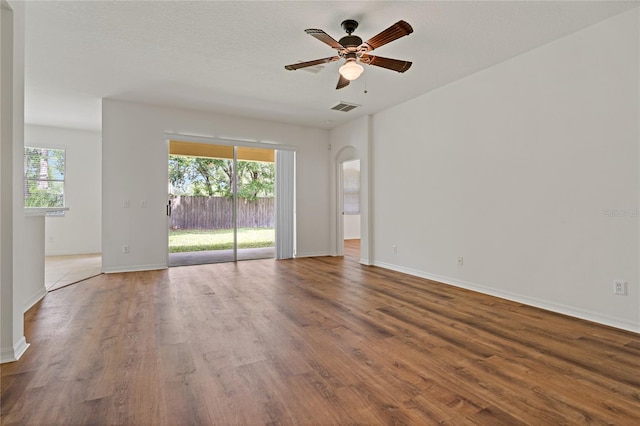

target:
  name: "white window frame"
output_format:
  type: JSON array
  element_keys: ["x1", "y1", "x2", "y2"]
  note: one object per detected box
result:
[{"x1": 24, "y1": 146, "x2": 66, "y2": 215}]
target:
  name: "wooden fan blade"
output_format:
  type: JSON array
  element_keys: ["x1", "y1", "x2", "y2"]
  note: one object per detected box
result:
[
  {"x1": 363, "y1": 20, "x2": 413, "y2": 51},
  {"x1": 285, "y1": 56, "x2": 340, "y2": 71},
  {"x1": 305, "y1": 29, "x2": 344, "y2": 50},
  {"x1": 360, "y1": 54, "x2": 412, "y2": 73},
  {"x1": 336, "y1": 74, "x2": 350, "y2": 90}
]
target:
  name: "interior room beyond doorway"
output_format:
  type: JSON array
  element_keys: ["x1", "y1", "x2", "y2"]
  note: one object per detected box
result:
[{"x1": 343, "y1": 159, "x2": 361, "y2": 260}]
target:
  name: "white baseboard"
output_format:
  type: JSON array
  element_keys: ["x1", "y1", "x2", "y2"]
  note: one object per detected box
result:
[
  {"x1": 45, "y1": 250, "x2": 102, "y2": 257},
  {"x1": 374, "y1": 261, "x2": 640, "y2": 334},
  {"x1": 294, "y1": 251, "x2": 331, "y2": 258},
  {"x1": 0, "y1": 337, "x2": 30, "y2": 364},
  {"x1": 102, "y1": 263, "x2": 167, "y2": 274},
  {"x1": 24, "y1": 287, "x2": 47, "y2": 313}
]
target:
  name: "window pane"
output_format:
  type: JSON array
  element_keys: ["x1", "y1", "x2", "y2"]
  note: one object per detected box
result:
[
  {"x1": 344, "y1": 169, "x2": 360, "y2": 215},
  {"x1": 24, "y1": 147, "x2": 65, "y2": 208},
  {"x1": 24, "y1": 181, "x2": 64, "y2": 207},
  {"x1": 24, "y1": 148, "x2": 65, "y2": 180}
]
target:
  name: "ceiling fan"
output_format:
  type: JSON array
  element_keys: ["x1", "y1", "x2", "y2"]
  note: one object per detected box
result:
[{"x1": 284, "y1": 19, "x2": 413, "y2": 90}]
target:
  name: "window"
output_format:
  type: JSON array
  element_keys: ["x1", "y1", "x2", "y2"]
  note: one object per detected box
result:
[
  {"x1": 343, "y1": 168, "x2": 360, "y2": 215},
  {"x1": 24, "y1": 147, "x2": 65, "y2": 208}
]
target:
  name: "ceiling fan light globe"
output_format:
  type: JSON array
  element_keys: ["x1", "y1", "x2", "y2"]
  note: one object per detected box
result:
[{"x1": 339, "y1": 61, "x2": 364, "y2": 81}]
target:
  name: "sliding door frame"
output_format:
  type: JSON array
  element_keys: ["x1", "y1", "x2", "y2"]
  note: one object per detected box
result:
[
  {"x1": 232, "y1": 146, "x2": 238, "y2": 261},
  {"x1": 165, "y1": 133, "x2": 296, "y2": 264}
]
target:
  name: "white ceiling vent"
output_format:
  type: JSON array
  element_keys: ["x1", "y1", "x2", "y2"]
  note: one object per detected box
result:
[{"x1": 331, "y1": 101, "x2": 360, "y2": 112}]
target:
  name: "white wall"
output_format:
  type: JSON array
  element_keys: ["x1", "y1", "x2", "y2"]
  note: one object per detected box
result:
[
  {"x1": 344, "y1": 215, "x2": 361, "y2": 240},
  {"x1": 364, "y1": 9, "x2": 639, "y2": 332},
  {"x1": 0, "y1": 0, "x2": 17, "y2": 362},
  {"x1": 25, "y1": 125, "x2": 102, "y2": 255},
  {"x1": 22, "y1": 215, "x2": 45, "y2": 312},
  {"x1": 1, "y1": 0, "x2": 29, "y2": 363},
  {"x1": 102, "y1": 99, "x2": 330, "y2": 272}
]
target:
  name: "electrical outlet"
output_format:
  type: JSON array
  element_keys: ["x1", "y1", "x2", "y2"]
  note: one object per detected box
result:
[
  {"x1": 613, "y1": 280, "x2": 628, "y2": 296},
  {"x1": 124, "y1": 200, "x2": 130, "y2": 208},
  {"x1": 392, "y1": 245, "x2": 397, "y2": 254},
  {"x1": 122, "y1": 245, "x2": 130, "y2": 254},
  {"x1": 458, "y1": 257, "x2": 464, "y2": 266},
  {"x1": 140, "y1": 200, "x2": 147, "y2": 208}
]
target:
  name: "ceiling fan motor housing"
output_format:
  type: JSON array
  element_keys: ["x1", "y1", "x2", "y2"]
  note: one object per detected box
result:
[
  {"x1": 339, "y1": 19, "x2": 362, "y2": 50},
  {"x1": 341, "y1": 19, "x2": 359, "y2": 34},
  {"x1": 338, "y1": 35, "x2": 363, "y2": 48}
]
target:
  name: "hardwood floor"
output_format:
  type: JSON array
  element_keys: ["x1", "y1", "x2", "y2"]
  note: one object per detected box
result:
[
  {"x1": 344, "y1": 239, "x2": 360, "y2": 260},
  {"x1": 1, "y1": 255, "x2": 639, "y2": 425}
]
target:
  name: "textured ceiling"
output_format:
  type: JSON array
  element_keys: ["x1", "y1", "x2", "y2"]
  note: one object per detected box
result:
[{"x1": 23, "y1": 1, "x2": 639, "y2": 131}]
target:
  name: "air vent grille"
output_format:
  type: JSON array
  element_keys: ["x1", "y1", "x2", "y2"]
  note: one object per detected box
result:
[{"x1": 331, "y1": 101, "x2": 360, "y2": 112}]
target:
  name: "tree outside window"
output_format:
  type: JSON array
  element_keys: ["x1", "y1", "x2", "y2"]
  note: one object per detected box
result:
[
  {"x1": 169, "y1": 155, "x2": 274, "y2": 200},
  {"x1": 24, "y1": 147, "x2": 65, "y2": 208}
]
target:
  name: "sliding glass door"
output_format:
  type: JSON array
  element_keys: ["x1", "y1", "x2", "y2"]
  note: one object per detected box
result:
[
  {"x1": 168, "y1": 141, "x2": 277, "y2": 266},
  {"x1": 235, "y1": 147, "x2": 276, "y2": 261}
]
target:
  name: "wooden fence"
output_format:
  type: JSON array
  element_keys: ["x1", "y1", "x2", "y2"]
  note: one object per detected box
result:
[{"x1": 170, "y1": 196, "x2": 275, "y2": 229}]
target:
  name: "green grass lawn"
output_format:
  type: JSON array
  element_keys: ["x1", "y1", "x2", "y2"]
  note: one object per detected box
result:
[{"x1": 169, "y1": 228, "x2": 275, "y2": 253}]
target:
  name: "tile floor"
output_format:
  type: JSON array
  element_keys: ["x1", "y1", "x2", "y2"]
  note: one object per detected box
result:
[{"x1": 45, "y1": 253, "x2": 102, "y2": 291}]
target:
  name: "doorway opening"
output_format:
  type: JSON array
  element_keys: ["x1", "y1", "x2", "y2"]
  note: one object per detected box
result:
[
  {"x1": 167, "y1": 141, "x2": 276, "y2": 266},
  {"x1": 342, "y1": 159, "x2": 360, "y2": 260}
]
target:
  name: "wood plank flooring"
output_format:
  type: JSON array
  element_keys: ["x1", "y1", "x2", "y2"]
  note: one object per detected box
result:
[
  {"x1": 1, "y1": 254, "x2": 639, "y2": 425},
  {"x1": 343, "y1": 239, "x2": 360, "y2": 260}
]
